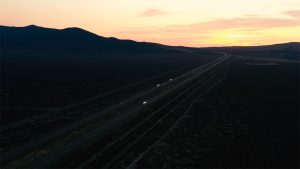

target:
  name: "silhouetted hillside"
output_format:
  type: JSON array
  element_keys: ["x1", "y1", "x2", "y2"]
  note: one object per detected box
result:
[
  {"x1": 1, "y1": 25, "x2": 214, "y2": 74},
  {"x1": 0, "y1": 25, "x2": 174, "y2": 53}
]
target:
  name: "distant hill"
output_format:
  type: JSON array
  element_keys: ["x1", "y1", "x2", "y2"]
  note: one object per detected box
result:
[
  {"x1": 209, "y1": 42, "x2": 300, "y2": 61},
  {"x1": 219, "y1": 42, "x2": 300, "y2": 52}
]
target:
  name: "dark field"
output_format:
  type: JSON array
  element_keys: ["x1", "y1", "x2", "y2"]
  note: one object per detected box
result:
[
  {"x1": 1, "y1": 52, "x2": 215, "y2": 125},
  {"x1": 0, "y1": 52, "x2": 218, "y2": 154},
  {"x1": 1, "y1": 53, "x2": 299, "y2": 168}
]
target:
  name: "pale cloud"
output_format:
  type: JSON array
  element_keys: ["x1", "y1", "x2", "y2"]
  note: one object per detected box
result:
[
  {"x1": 163, "y1": 14, "x2": 300, "y2": 33},
  {"x1": 285, "y1": 10, "x2": 300, "y2": 19},
  {"x1": 139, "y1": 9, "x2": 168, "y2": 17}
]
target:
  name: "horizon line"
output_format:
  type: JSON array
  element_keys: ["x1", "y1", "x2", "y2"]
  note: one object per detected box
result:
[{"x1": 1, "y1": 24, "x2": 299, "y2": 48}]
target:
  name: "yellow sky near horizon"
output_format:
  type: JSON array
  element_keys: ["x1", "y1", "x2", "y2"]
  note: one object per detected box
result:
[{"x1": 1, "y1": 0, "x2": 300, "y2": 47}]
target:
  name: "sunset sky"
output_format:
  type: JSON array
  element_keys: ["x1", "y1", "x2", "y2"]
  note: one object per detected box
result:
[{"x1": 1, "y1": 0, "x2": 300, "y2": 47}]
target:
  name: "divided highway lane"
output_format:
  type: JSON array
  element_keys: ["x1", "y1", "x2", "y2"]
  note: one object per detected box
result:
[
  {"x1": 54, "y1": 62, "x2": 226, "y2": 168},
  {"x1": 124, "y1": 59, "x2": 232, "y2": 169},
  {"x1": 81, "y1": 60, "x2": 230, "y2": 169},
  {"x1": 2, "y1": 54, "x2": 231, "y2": 168}
]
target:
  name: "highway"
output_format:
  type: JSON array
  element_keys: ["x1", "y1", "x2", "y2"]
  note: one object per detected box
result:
[
  {"x1": 1, "y1": 53, "x2": 231, "y2": 168},
  {"x1": 0, "y1": 62, "x2": 200, "y2": 154},
  {"x1": 80, "y1": 54, "x2": 232, "y2": 169}
]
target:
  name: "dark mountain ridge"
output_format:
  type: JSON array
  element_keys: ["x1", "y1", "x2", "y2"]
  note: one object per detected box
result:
[
  {"x1": 2, "y1": 24, "x2": 298, "y2": 55},
  {"x1": 0, "y1": 25, "x2": 173, "y2": 54}
]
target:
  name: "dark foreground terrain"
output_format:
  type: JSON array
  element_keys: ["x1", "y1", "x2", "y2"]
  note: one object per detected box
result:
[
  {"x1": 126, "y1": 57, "x2": 299, "y2": 168},
  {"x1": 0, "y1": 25, "x2": 299, "y2": 168},
  {"x1": 2, "y1": 54, "x2": 299, "y2": 169}
]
